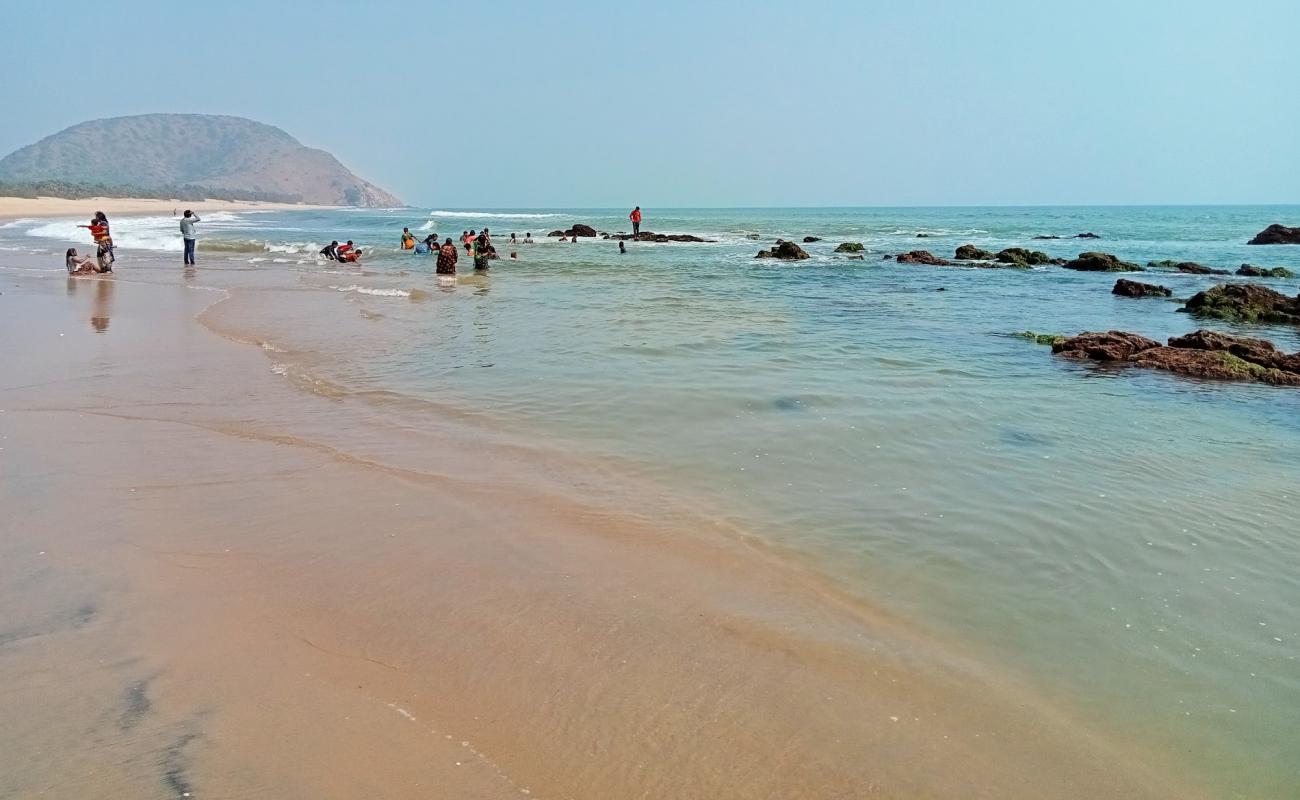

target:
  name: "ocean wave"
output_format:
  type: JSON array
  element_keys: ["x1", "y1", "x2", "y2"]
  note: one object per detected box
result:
[
  {"x1": 427, "y1": 210, "x2": 567, "y2": 219},
  {"x1": 329, "y1": 284, "x2": 412, "y2": 298}
]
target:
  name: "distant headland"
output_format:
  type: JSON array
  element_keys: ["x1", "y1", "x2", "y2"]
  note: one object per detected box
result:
[{"x1": 0, "y1": 113, "x2": 401, "y2": 208}]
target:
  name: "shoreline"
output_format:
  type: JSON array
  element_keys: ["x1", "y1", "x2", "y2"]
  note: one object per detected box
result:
[
  {"x1": 0, "y1": 195, "x2": 341, "y2": 219},
  {"x1": 0, "y1": 253, "x2": 1204, "y2": 798}
]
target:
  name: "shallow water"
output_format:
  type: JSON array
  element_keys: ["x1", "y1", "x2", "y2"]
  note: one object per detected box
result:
[{"x1": 8, "y1": 205, "x2": 1300, "y2": 796}]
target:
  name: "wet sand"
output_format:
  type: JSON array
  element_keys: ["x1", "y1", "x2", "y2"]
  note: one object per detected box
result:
[{"x1": 0, "y1": 261, "x2": 1198, "y2": 799}]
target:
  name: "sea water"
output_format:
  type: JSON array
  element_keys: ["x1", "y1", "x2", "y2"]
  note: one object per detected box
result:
[{"x1": 7, "y1": 205, "x2": 1300, "y2": 796}]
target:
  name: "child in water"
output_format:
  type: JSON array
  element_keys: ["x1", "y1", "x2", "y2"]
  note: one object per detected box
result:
[{"x1": 65, "y1": 248, "x2": 102, "y2": 275}]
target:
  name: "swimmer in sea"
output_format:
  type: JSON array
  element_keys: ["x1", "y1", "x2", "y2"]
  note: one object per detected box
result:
[
  {"x1": 524, "y1": 232, "x2": 534, "y2": 243},
  {"x1": 320, "y1": 241, "x2": 340, "y2": 260}
]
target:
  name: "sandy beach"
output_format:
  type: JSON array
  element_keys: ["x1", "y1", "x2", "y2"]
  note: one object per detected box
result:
[
  {"x1": 0, "y1": 195, "x2": 338, "y2": 220},
  {"x1": 0, "y1": 249, "x2": 1206, "y2": 799}
]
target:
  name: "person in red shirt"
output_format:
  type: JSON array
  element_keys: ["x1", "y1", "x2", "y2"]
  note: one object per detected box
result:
[{"x1": 629, "y1": 206, "x2": 642, "y2": 237}]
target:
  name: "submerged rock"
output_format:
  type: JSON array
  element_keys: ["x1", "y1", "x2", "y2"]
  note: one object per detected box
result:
[
  {"x1": 1052, "y1": 329, "x2": 1300, "y2": 386},
  {"x1": 1032, "y1": 235, "x2": 1062, "y2": 240},
  {"x1": 1247, "y1": 224, "x2": 1300, "y2": 245},
  {"x1": 1075, "y1": 232, "x2": 1101, "y2": 239},
  {"x1": 1112, "y1": 278, "x2": 1172, "y2": 298},
  {"x1": 996, "y1": 247, "x2": 1056, "y2": 267},
  {"x1": 1062, "y1": 252, "x2": 1143, "y2": 272},
  {"x1": 1237, "y1": 264, "x2": 1296, "y2": 278},
  {"x1": 834, "y1": 242, "x2": 865, "y2": 253},
  {"x1": 567, "y1": 224, "x2": 598, "y2": 238},
  {"x1": 895, "y1": 250, "x2": 952, "y2": 266},
  {"x1": 1180, "y1": 283, "x2": 1300, "y2": 325},
  {"x1": 547, "y1": 229, "x2": 566, "y2": 237},
  {"x1": 803, "y1": 236, "x2": 821, "y2": 243},
  {"x1": 1012, "y1": 331, "x2": 1066, "y2": 346},
  {"x1": 955, "y1": 244, "x2": 996, "y2": 260},
  {"x1": 755, "y1": 240, "x2": 810, "y2": 260}
]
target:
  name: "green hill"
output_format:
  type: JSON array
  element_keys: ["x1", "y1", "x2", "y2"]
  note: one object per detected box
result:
[{"x1": 0, "y1": 114, "x2": 401, "y2": 207}]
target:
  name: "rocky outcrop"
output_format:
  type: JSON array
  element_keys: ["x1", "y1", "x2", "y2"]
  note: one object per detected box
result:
[
  {"x1": 609, "y1": 231, "x2": 712, "y2": 243},
  {"x1": 547, "y1": 229, "x2": 566, "y2": 237},
  {"x1": 803, "y1": 236, "x2": 821, "y2": 243},
  {"x1": 996, "y1": 248, "x2": 1056, "y2": 267},
  {"x1": 755, "y1": 240, "x2": 810, "y2": 260},
  {"x1": 1051, "y1": 329, "x2": 1300, "y2": 386},
  {"x1": 1247, "y1": 224, "x2": 1300, "y2": 245},
  {"x1": 955, "y1": 244, "x2": 996, "y2": 260},
  {"x1": 895, "y1": 250, "x2": 951, "y2": 266},
  {"x1": 568, "y1": 224, "x2": 598, "y2": 238},
  {"x1": 1012, "y1": 331, "x2": 1066, "y2": 346},
  {"x1": 835, "y1": 242, "x2": 865, "y2": 253},
  {"x1": 1062, "y1": 252, "x2": 1143, "y2": 272},
  {"x1": 1237, "y1": 264, "x2": 1296, "y2": 278},
  {"x1": 1180, "y1": 283, "x2": 1300, "y2": 325},
  {"x1": 1075, "y1": 232, "x2": 1101, "y2": 239},
  {"x1": 1032, "y1": 235, "x2": 1061, "y2": 240},
  {"x1": 1053, "y1": 331, "x2": 1161, "y2": 361},
  {"x1": 1146, "y1": 260, "x2": 1229, "y2": 275},
  {"x1": 1112, "y1": 278, "x2": 1172, "y2": 298}
]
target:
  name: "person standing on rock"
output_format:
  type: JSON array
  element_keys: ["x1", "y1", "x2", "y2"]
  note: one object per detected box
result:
[
  {"x1": 180, "y1": 210, "x2": 200, "y2": 265},
  {"x1": 629, "y1": 206, "x2": 642, "y2": 237}
]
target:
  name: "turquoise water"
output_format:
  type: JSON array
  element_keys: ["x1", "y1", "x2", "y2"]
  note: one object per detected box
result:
[{"x1": 8, "y1": 205, "x2": 1300, "y2": 795}]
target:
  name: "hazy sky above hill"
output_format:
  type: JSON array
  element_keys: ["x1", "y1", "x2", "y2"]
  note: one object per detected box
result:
[{"x1": 2, "y1": 0, "x2": 1296, "y2": 207}]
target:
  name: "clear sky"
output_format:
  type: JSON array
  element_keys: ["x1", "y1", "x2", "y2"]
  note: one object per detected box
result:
[{"x1": 2, "y1": 0, "x2": 1296, "y2": 207}]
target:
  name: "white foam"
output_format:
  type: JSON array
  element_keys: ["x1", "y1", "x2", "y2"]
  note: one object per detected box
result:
[
  {"x1": 329, "y1": 284, "x2": 412, "y2": 298},
  {"x1": 428, "y1": 210, "x2": 567, "y2": 219}
]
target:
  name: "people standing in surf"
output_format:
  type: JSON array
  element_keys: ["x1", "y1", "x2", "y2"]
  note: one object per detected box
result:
[
  {"x1": 179, "y1": 210, "x2": 200, "y2": 265},
  {"x1": 437, "y1": 237, "x2": 459, "y2": 275},
  {"x1": 629, "y1": 206, "x2": 642, "y2": 237},
  {"x1": 523, "y1": 232, "x2": 534, "y2": 244},
  {"x1": 474, "y1": 230, "x2": 493, "y2": 270},
  {"x1": 463, "y1": 229, "x2": 477, "y2": 255},
  {"x1": 320, "y1": 240, "x2": 340, "y2": 260},
  {"x1": 509, "y1": 232, "x2": 518, "y2": 246},
  {"x1": 401, "y1": 227, "x2": 416, "y2": 250}
]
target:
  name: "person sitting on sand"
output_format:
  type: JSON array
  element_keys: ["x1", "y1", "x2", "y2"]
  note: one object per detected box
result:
[
  {"x1": 437, "y1": 237, "x2": 459, "y2": 275},
  {"x1": 320, "y1": 240, "x2": 340, "y2": 260},
  {"x1": 65, "y1": 247, "x2": 101, "y2": 275},
  {"x1": 523, "y1": 232, "x2": 534, "y2": 244}
]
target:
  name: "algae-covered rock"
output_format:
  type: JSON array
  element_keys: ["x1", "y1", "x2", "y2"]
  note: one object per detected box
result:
[
  {"x1": 1012, "y1": 331, "x2": 1066, "y2": 346},
  {"x1": 834, "y1": 242, "x2": 865, "y2": 253},
  {"x1": 955, "y1": 244, "x2": 996, "y2": 260},
  {"x1": 1062, "y1": 252, "x2": 1143, "y2": 272},
  {"x1": 1050, "y1": 328, "x2": 1300, "y2": 386},
  {"x1": 996, "y1": 247, "x2": 1054, "y2": 267},
  {"x1": 1052, "y1": 331, "x2": 1161, "y2": 361},
  {"x1": 1180, "y1": 283, "x2": 1300, "y2": 325},
  {"x1": 1146, "y1": 260, "x2": 1229, "y2": 275},
  {"x1": 1237, "y1": 264, "x2": 1296, "y2": 278}
]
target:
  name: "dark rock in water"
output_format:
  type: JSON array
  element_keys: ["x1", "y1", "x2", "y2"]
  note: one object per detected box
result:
[
  {"x1": 916, "y1": 233, "x2": 930, "y2": 238},
  {"x1": 955, "y1": 244, "x2": 996, "y2": 260},
  {"x1": 1145, "y1": 260, "x2": 1229, "y2": 275},
  {"x1": 772, "y1": 397, "x2": 805, "y2": 411},
  {"x1": 1053, "y1": 331, "x2": 1161, "y2": 361},
  {"x1": 547, "y1": 229, "x2": 566, "y2": 237},
  {"x1": 1113, "y1": 278, "x2": 1172, "y2": 298},
  {"x1": 755, "y1": 240, "x2": 810, "y2": 260},
  {"x1": 567, "y1": 224, "x2": 598, "y2": 238},
  {"x1": 1248, "y1": 224, "x2": 1300, "y2": 245},
  {"x1": 1237, "y1": 264, "x2": 1296, "y2": 278},
  {"x1": 996, "y1": 247, "x2": 1054, "y2": 268},
  {"x1": 1053, "y1": 328, "x2": 1300, "y2": 385},
  {"x1": 1062, "y1": 252, "x2": 1143, "y2": 272},
  {"x1": 1075, "y1": 232, "x2": 1101, "y2": 239},
  {"x1": 1032, "y1": 235, "x2": 1062, "y2": 240},
  {"x1": 610, "y1": 231, "x2": 713, "y2": 243},
  {"x1": 896, "y1": 250, "x2": 952, "y2": 266},
  {"x1": 936, "y1": 287, "x2": 946, "y2": 291},
  {"x1": 745, "y1": 233, "x2": 761, "y2": 240},
  {"x1": 834, "y1": 242, "x2": 865, "y2": 253},
  {"x1": 1181, "y1": 283, "x2": 1300, "y2": 325},
  {"x1": 803, "y1": 236, "x2": 821, "y2": 243}
]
